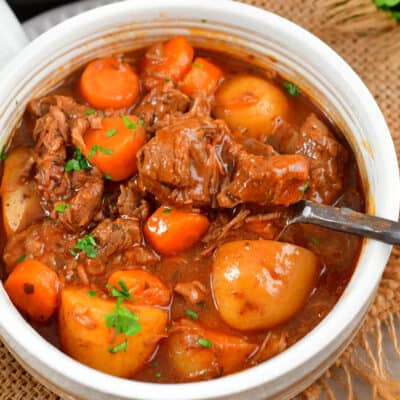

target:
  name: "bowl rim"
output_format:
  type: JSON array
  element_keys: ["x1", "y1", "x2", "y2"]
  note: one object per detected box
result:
[{"x1": 0, "y1": 0, "x2": 399, "y2": 399}]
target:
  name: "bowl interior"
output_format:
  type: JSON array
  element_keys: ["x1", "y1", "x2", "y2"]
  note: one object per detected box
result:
[{"x1": 0, "y1": 1, "x2": 398, "y2": 399}]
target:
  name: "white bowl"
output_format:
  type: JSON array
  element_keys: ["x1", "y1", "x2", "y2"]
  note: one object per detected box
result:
[{"x1": 0, "y1": 1, "x2": 398, "y2": 399}]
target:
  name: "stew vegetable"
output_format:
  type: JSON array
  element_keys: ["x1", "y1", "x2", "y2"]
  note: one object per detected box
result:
[{"x1": 0, "y1": 35, "x2": 364, "y2": 383}]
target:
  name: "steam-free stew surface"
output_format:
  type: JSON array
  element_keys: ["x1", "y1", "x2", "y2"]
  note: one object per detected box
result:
[{"x1": 0, "y1": 36, "x2": 363, "y2": 383}]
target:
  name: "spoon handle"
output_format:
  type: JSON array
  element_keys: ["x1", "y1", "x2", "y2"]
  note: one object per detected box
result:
[{"x1": 293, "y1": 200, "x2": 400, "y2": 245}]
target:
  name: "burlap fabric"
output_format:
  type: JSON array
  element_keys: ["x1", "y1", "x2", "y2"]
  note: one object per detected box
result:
[{"x1": 1, "y1": 1, "x2": 399, "y2": 399}]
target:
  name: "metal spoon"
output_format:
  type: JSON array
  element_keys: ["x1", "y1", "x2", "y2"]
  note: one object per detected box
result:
[{"x1": 284, "y1": 200, "x2": 400, "y2": 245}]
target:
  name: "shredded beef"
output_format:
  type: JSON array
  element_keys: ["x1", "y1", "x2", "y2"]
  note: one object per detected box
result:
[{"x1": 271, "y1": 113, "x2": 348, "y2": 204}]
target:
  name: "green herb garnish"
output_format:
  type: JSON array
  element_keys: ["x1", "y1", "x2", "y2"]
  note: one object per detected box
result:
[
  {"x1": 201, "y1": 18, "x2": 207, "y2": 23},
  {"x1": 85, "y1": 109, "x2": 96, "y2": 115},
  {"x1": 138, "y1": 119, "x2": 145, "y2": 127},
  {"x1": 374, "y1": 0, "x2": 400, "y2": 20},
  {"x1": 155, "y1": 372, "x2": 162, "y2": 379},
  {"x1": 122, "y1": 116, "x2": 137, "y2": 130},
  {"x1": 185, "y1": 309, "x2": 199, "y2": 320},
  {"x1": 88, "y1": 145, "x2": 112, "y2": 160},
  {"x1": 162, "y1": 207, "x2": 172, "y2": 214},
  {"x1": 88, "y1": 291, "x2": 97, "y2": 297},
  {"x1": 55, "y1": 202, "x2": 71, "y2": 213},
  {"x1": 105, "y1": 299, "x2": 141, "y2": 337},
  {"x1": 74, "y1": 234, "x2": 98, "y2": 259},
  {"x1": 107, "y1": 280, "x2": 132, "y2": 301},
  {"x1": 192, "y1": 62, "x2": 203, "y2": 68},
  {"x1": 105, "y1": 128, "x2": 117, "y2": 137},
  {"x1": 69, "y1": 248, "x2": 78, "y2": 257},
  {"x1": 104, "y1": 174, "x2": 112, "y2": 180},
  {"x1": 283, "y1": 81, "x2": 300, "y2": 97},
  {"x1": 16, "y1": 255, "x2": 26, "y2": 263},
  {"x1": 0, "y1": 146, "x2": 7, "y2": 161},
  {"x1": 197, "y1": 337, "x2": 212, "y2": 348},
  {"x1": 65, "y1": 148, "x2": 91, "y2": 172},
  {"x1": 108, "y1": 340, "x2": 128, "y2": 353},
  {"x1": 163, "y1": 77, "x2": 171, "y2": 83},
  {"x1": 299, "y1": 181, "x2": 310, "y2": 194}
]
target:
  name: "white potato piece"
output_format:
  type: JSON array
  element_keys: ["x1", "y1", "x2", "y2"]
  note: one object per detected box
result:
[
  {"x1": 1, "y1": 146, "x2": 44, "y2": 236},
  {"x1": 212, "y1": 240, "x2": 319, "y2": 331},
  {"x1": 59, "y1": 287, "x2": 168, "y2": 378},
  {"x1": 213, "y1": 74, "x2": 290, "y2": 139}
]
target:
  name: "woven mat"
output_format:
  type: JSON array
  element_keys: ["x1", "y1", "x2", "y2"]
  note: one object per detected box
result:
[{"x1": 1, "y1": 0, "x2": 399, "y2": 399}]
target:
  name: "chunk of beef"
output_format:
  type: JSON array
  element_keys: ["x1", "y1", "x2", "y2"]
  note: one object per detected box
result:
[
  {"x1": 138, "y1": 114, "x2": 310, "y2": 208},
  {"x1": 3, "y1": 220, "x2": 76, "y2": 274},
  {"x1": 217, "y1": 152, "x2": 310, "y2": 208},
  {"x1": 117, "y1": 179, "x2": 151, "y2": 220},
  {"x1": 271, "y1": 114, "x2": 348, "y2": 204},
  {"x1": 53, "y1": 168, "x2": 104, "y2": 232},
  {"x1": 135, "y1": 82, "x2": 190, "y2": 133},
  {"x1": 137, "y1": 117, "x2": 233, "y2": 207}
]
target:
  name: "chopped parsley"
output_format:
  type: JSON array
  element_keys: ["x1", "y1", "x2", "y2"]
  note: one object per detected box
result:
[
  {"x1": 162, "y1": 207, "x2": 172, "y2": 214},
  {"x1": 109, "y1": 340, "x2": 128, "y2": 353},
  {"x1": 88, "y1": 145, "x2": 112, "y2": 160},
  {"x1": 105, "y1": 128, "x2": 117, "y2": 137},
  {"x1": 85, "y1": 109, "x2": 96, "y2": 115},
  {"x1": 310, "y1": 237, "x2": 321, "y2": 247},
  {"x1": 74, "y1": 234, "x2": 98, "y2": 259},
  {"x1": 122, "y1": 116, "x2": 137, "y2": 130},
  {"x1": 192, "y1": 62, "x2": 203, "y2": 69},
  {"x1": 0, "y1": 146, "x2": 7, "y2": 161},
  {"x1": 163, "y1": 77, "x2": 171, "y2": 83},
  {"x1": 107, "y1": 280, "x2": 132, "y2": 301},
  {"x1": 197, "y1": 337, "x2": 212, "y2": 348},
  {"x1": 69, "y1": 248, "x2": 78, "y2": 257},
  {"x1": 201, "y1": 18, "x2": 207, "y2": 23},
  {"x1": 299, "y1": 181, "x2": 310, "y2": 194},
  {"x1": 105, "y1": 299, "x2": 141, "y2": 337},
  {"x1": 55, "y1": 202, "x2": 71, "y2": 213},
  {"x1": 16, "y1": 255, "x2": 26, "y2": 263},
  {"x1": 155, "y1": 372, "x2": 162, "y2": 379},
  {"x1": 15, "y1": 100, "x2": 19, "y2": 106},
  {"x1": 185, "y1": 309, "x2": 199, "y2": 320},
  {"x1": 65, "y1": 148, "x2": 91, "y2": 172},
  {"x1": 374, "y1": 0, "x2": 400, "y2": 20},
  {"x1": 104, "y1": 174, "x2": 112, "y2": 180},
  {"x1": 138, "y1": 119, "x2": 145, "y2": 127},
  {"x1": 88, "y1": 291, "x2": 97, "y2": 297},
  {"x1": 283, "y1": 81, "x2": 300, "y2": 97}
]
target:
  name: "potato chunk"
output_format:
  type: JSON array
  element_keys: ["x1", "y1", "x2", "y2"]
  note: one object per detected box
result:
[
  {"x1": 59, "y1": 287, "x2": 168, "y2": 378},
  {"x1": 212, "y1": 240, "x2": 319, "y2": 330},
  {"x1": 1, "y1": 147, "x2": 44, "y2": 236},
  {"x1": 167, "y1": 319, "x2": 256, "y2": 381},
  {"x1": 213, "y1": 75, "x2": 289, "y2": 139}
]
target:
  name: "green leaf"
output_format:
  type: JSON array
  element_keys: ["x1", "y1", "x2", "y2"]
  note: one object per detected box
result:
[
  {"x1": 88, "y1": 145, "x2": 112, "y2": 160},
  {"x1": 185, "y1": 309, "x2": 199, "y2": 320},
  {"x1": 104, "y1": 174, "x2": 113, "y2": 180},
  {"x1": 163, "y1": 77, "x2": 171, "y2": 83},
  {"x1": 105, "y1": 128, "x2": 117, "y2": 137},
  {"x1": 310, "y1": 237, "x2": 320, "y2": 247},
  {"x1": 55, "y1": 202, "x2": 71, "y2": 213},
  {"x1": 162, "y1": 207, "x2": 172, "y2": 214},
  {"x1": 107, "y1": 280, "x2": 131, "y2": 301},
  {"x1": 108, "y1": 340, "x2": 128, "y2": 353},
  {"x1": 138, "y1": 119, "x2": 145, "y2": 126},
  {"x1": 65, "y1": 148, "x2": 91, "y2": 171},
  {"x1": 0, "y1": 146, "x2": 7, "y2": 161},
  {"x1": 74, "y1": 234, "x2": 98, "y2": 259},
  {"x1": 88, "y1": 291, "x2": 97, "y2": 297},
  {"x1": 192, "y1": 62, "x2": 203, "y2": 68},
  {"x1": 16, "y1": 255, "x2": 26, "y2": 263},
  {"x1": 197, "y1": 337, "x2": 212, "y2": 348},
  {"x1": 105, "y1": 301, "x2": 141, "y2": 337},
  {"x1": 122, "y1": 116, "x2": 137, "y2": 130},
  {"x1": 299, "y1": 180, "x2": 310, "y2": 194},
  {"x1": 85, "y1": 109, "x2": 96, "y2": 115},
  {"x1": 201, "y1": 18, "x2": 207, "y2": 23},
  {"x1": 155, "y1": 372, "x2": 162, "y2": 379},
  {"x1": 283, "y1": 81, "x2": 300, "y2": 97},
  {"x1": 374, "y1": 0, "x2": 400, "y2": 20}
]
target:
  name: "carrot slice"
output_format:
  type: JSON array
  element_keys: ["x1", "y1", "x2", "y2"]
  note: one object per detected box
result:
[
  {"x1": 4, "y1": 260, "x2": 60, "y2": 322},
  {"x1": 180, "y1": 57, "x2": 223, "y2": 96},
  {"x1": 83, "y1": 115, "x2": 146, "y2": 181},
  {"x1": 144, "y1": 206, "x2": 209, "y2": 256},
  {"x1": 107, "y1": 270, "x2": 171, "y2": 306},
  {"x1": 142, "y1": 36, "x2": 194, "y2": 87},
  {"x1": 80, "y1": 57, "x2": 140, "y2": 109}
]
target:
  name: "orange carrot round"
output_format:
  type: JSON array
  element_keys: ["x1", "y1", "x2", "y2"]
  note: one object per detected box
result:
[
  {"x1": 4, "y1": 260, "x2": 60, "y2": 322},
  {"x1": 180, "y1": 57, "x2": 223, "y2": 97},
  {"x1": 80, "y1": 57, "x2": 140, "y2": 109},
  {"x1": 83, "y1": 115, "x2": 146, "y2": 181},
  {"x1": 107, "y1": 270, "x2": 171, "y2": 306},
  {"x1": 142, "y1": 36, "x2": 194, "y2": 86},
  {"x1": 144, "y1": 206, "x2": 209, "y2": 256}
]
